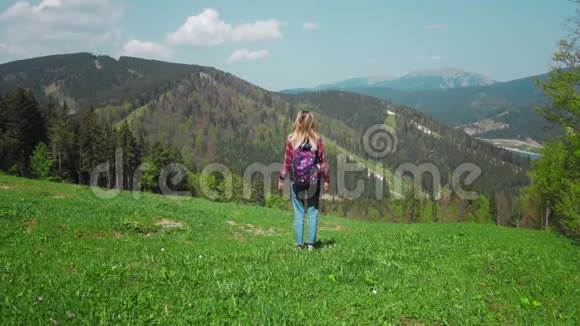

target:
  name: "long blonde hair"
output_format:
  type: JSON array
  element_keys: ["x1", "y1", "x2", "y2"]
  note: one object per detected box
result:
[{"x1": 289, "y1": 110, "x2": 319, "y2": 150}]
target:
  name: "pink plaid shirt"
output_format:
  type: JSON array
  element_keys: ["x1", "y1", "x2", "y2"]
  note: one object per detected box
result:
[{"x1": 280, "y1": 138, "x2": 330, "y2": 183}]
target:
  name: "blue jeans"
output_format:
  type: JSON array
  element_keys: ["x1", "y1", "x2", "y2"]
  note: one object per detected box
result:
[{"x1": 291, "y1": 183, "x2": 320, "y2": 246}]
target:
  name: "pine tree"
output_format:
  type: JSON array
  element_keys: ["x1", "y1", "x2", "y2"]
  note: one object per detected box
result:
[
  {"x1": 117, "y1": 121, "x2": 141, "y2": 189},
  {"x1": 488, "y1": 194, "x2": 497, "y2": 224},
  {"x1": 142, "y1": 141, "x2": 164, "y2": 192},
  {"x1": 427, "y1": 199, "x2": 438, "y2": 222},
  {"x1": 402, "y1": 185, "x2": 421, "y2": 223},
  {"x1": 5, "y1": 89, "x2": 47, "y2": 176},
  {"x1": 100, "y1": 123, "x2": 117, "y2": 188},
  {"x1": 49, "y1": 102, "x2": 75, "y2": 181},
  {"x1": 0, "y1": 94, "x2": 13, "y2": 169},
  {"x1": 78, "y1": 108, "x2": 100, "y2": 184},
  {"x1": 30, "y1": 142, "x2": 53, "y2": 180},
  {"x1": 44, "y1": 102, "x2": 57, "y2": 127}
]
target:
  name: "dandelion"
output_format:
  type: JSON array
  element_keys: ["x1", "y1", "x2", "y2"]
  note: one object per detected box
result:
[{"x1": 372, "y1": 289, "x2": 378, "y2": 295}]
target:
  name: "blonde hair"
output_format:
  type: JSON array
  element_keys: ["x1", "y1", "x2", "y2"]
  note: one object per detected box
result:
[{"x1": 289, "y1": 110, "x2": 319, "y2": 150}]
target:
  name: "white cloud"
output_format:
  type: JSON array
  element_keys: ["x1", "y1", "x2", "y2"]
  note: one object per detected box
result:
[
  {"x1": 0, "y1": 0, "x2": 117, "y2": 26},
  {"x1": 425, "y1": 24, "x2": 448, "y2": 30},
  {"x1": 0, "y1": 2, "x2": 33, "y2": 19},
  {"x1": 166, "y1": 8, "x2": 282, "y2": 47},
  {"x1": 303, "y1": 22, "x2": 319, "y2": 30},
  {"x1": 2, "y1": 0, "x2": 66, "y2": 16},
  {"x1": 0, "y1": 0, "x2": 123, "y2": 60},
  {"x1": 228, "y1": 49, "x2": 269, "y2": 63},
  {"x1": 120, "y1": 40, "x2": 171, "y2": 59},
  {"x1": 36, "y1": 0, "x2": 62, "y2": 11}
]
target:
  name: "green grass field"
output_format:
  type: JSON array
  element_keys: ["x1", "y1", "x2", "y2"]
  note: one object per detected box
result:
[{"x1": 0, "y1": 175, "x2": 578, "y2": 324}]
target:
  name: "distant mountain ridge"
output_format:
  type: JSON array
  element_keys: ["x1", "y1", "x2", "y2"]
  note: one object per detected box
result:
[
  {"x1": 283, "y1": 68, "x2": 496, "y2": 93},
  {"x1": 343, "y1": 73, "x2": 558, "y2": 141},
  {"x1": 376, "y1": 68, "x2": 496, "y2": 90},
  {"x1": 281, "y1": 68, "x2": 558, "y2": 142}
]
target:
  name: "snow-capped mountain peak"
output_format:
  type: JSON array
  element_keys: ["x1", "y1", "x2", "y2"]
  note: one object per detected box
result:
[
  {"x1": 400, "y1": 68, "x2": 496, "y2": 89},
  {"x1": 282, "y1": 68, "x2": 497, "y2": 93}
]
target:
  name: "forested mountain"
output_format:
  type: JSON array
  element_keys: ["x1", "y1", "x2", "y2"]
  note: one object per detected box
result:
[
  {"x1": 0, "y1": 53, "x2": 532, "y2": 222},
  {"x1": 284, "y1": 72, "x2": 559, "y2": 142},
  {"x1": 0, "y1": 53, "x2": 202, "y2": 111},
  {"x1": 283, "y1": 91, "x2": 530, "y2": 195},
  {"x1": 347, "y1": 74, "x2": 547, "y2": 124}
]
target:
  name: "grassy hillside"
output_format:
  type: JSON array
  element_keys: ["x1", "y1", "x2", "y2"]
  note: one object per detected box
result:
[{"x1": 1, "y1": 175, "x2": 578, "y2": 324}]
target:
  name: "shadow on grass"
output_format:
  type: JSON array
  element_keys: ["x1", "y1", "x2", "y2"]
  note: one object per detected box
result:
[{"x1": 314, "y1": 239, "x2": 337, "y2": 248}]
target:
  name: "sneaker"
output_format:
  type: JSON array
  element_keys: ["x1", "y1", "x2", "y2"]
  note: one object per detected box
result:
[
  {"x1": 296, "y1": 244, "x2": 303, "y2": 250},
  {"x1": 307, "y1": 244, "x2": 315, "y2": 251}
]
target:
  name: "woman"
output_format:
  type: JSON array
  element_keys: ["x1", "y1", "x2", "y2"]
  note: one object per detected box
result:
[{"x1": 278, "y1": 111, "x2": 330, "y2": 250}]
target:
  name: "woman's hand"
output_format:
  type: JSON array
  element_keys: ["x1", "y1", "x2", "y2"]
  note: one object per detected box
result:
[
  {"x1": 277, "y1": 180, "x2": 284, "y2": 191},
  {"x1": 324, "y1": 182, "x2": 330, "y2": 193}
]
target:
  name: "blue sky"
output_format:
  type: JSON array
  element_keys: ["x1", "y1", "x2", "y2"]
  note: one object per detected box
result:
[{"x1": 0, "y1": 0, "x2": 575, "y2": 90}]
